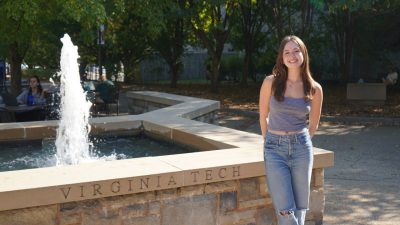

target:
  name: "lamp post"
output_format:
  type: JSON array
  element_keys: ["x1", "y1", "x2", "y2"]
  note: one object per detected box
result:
[
  {"x1": 0, "y1": 58, "x2": 5, "y2": 91},
  {"x1": 97, "y1": 24, "x2": 105, "y2": 78}
]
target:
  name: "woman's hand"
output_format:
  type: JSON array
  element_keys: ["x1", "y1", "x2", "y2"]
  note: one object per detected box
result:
[{"x1": 41, "y1": 89, "x2": 48, "y2": 98}]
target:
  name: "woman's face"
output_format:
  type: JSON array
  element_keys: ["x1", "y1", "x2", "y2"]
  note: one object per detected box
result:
[
  {"x1": 282, "y1": 41, "x2": 304, "y2": 70},
  {"x1": 29, "y1": 78, "x2": 39, "y2": 89}
]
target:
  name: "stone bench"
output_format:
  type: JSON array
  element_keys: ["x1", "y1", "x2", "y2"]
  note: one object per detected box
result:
[{"x1": 347, "y1": 83, "x2": 386, "y2": 105}]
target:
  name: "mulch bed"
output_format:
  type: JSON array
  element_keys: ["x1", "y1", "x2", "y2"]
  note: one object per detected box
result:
[{"x1": 122, "y1": 83, "x2": 400, "y2": 118}]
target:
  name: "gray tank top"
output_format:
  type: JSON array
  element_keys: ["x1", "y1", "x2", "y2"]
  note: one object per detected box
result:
[{"x1": 268, "y1": 96, "x2": 311, "y2": 132}]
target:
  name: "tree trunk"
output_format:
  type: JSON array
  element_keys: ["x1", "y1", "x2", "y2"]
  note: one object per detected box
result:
[
  {"x1": 210, "y1": 56, "x2": 220, "y2": 93},
  {"x1": 300, "y1": 0, "x2": 313, "y2": 38},
  {"x1": 343, "y1": 11, "x2": 354, "y2": 84},
  {"x1": 333, "y1": 9, "x2": 355, "y2": 84},
  {"x1": 272, "y1": 0, "x2": 284, "y2": 41},
  {"x1": 240, "y1": 2, "x2": 250, "y2": 86},
  {"x1": 238, "y1": 0, "x2": 266, "y2": 85},
  {"x1": 188, "y1": 1, "x2": 233, "y2": 93},
  {"x1": 192, "y1": 28, "x2": 225, "y2": 93},
  {"x1": 209, "y1": 33, "x2": 226, "y2": 93},
  {"x1": 169, "y1": 16, "x2": 184, "y2": 89},
  {"x1": 241, "y1": 50, "x2": 251, "y2": 85},
  {"x1": 169, "y1": 62, "x2": 180, "y2": 88},
  {"x1": 122, "y1": 60, "x2": 139, "y2": 84},
  {"x1": 9, "y1": 42, "x2": 23, "y2": 95}
]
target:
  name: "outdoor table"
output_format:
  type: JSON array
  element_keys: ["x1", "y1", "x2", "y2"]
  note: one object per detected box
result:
[{"x1": 0, "y1": 104, "x2": 46, "y2": 122}]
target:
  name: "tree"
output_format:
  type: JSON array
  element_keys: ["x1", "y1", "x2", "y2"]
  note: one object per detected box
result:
[
  {"x1": 151, "y1": 0, "x2": 187, "y2": 88},
  {"x1": 323, "y1": 0, "x2": 396, "y2": 83},
  {"x1": 244, "y1": 0, "x2": 332, "y2": 82},
  {"x1": 104, "y1": 0, "x2": 164, "y2": 83},
  {"x1": 0, "y1": 1, "x2": 46, "y2": 94},
  {"x1": 187, "y1": 0, "x2": 237, "y2": 93},
  {"x1": 231, "y1": 0, "x2": 268, "y2": 85},
  {"x1": 0, "y1": 0, "x2": 105, "y2": 94}
]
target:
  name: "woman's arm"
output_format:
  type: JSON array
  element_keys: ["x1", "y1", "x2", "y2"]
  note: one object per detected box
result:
[
  {"x1": 308, "y1": 82, "x2": 323, "y2": 137},
  {"x1": 35, "y1": 91, "x2": 47, "y2": 105},
  {"x1": 16, "y1": 90, "x2": 28, "y2": 104},
  {"x1": 259, "y1": 75, "x2": 274, "y2": 138}
]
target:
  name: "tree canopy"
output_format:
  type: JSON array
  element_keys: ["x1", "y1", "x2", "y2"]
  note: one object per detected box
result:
[
  {"x1": 0, "y1": 0, "x2": 399, "y2": 93},
  {"x1": 0, "y1": 0, "x2": 106, "y2": 94}
]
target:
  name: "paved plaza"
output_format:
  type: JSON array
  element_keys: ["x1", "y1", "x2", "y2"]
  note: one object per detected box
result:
[
  {"x1": 314, "y1": 124, "x2": 400, "y2": 225},
  {"x1": 215, "y1": 109, "x2": 400, "y2": 225}
]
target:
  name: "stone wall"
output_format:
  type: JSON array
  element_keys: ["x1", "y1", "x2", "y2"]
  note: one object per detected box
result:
[
  {"x1": 0, "y1": 169, "x2": 325, "y2": 225},
  {"x1": 127, "y1": 98, "x2": 169, "y2": 115},
  {"x1": 193, "y1": 111, "x2": 218, "y2": 124},
  {"x1": 127, "y1": 97, "x2": 218, "y2": 124},
  {"x1": 346, "y1": 83, "x2": 386, "y2": 105}
]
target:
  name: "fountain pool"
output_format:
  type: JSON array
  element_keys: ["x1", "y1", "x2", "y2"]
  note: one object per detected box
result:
[{"x1": 0, "y1": 134, "x2": 196, "y2": 172}]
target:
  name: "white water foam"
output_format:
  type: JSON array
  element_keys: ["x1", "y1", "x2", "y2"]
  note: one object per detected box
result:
[{"x1": 55, "y1": 34, "x2": 94, "y2": 165}]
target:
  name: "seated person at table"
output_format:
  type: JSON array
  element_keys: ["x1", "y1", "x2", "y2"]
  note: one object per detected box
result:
[
  {"x1": 15, "y1": 76, "x2": 47, "y2": 121},
  {"x1": 95, "y1": 74, "x2": 114, "y2": 104},
  {"x1": 17, "y1": 75, "x2": 47, "y2": 105},
  {"x1": 382, "y1": 68, "x2": 398, "y2": 86}
]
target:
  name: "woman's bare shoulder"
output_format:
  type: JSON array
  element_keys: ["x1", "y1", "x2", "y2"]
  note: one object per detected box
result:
[
  {"x1": 312, "y1": 80, "x2": 323, "y2": 98},
  {"x1": 263, "y1": 74, "x2": 275, "y2": 85},
  {"x1": 260, "y1": 74, "x2": 275, "y2": 97},
  {"x1": 312, "y1": 80, "x2": 322, "y2": 92}
]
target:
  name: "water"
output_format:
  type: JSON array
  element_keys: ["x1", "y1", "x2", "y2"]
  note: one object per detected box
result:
[
  {"x1": 55, "y1": 34, "x2": 94, "y2": 165},
  {"x1": 0, "y1": 135, "x2": 195, "y2": 172}
]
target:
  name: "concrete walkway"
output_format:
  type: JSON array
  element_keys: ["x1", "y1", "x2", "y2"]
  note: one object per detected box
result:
[
  {"x1": 314, "y1": 124, "x2": 400, "y2": 225},
  {"x1": 215, "y1": 109, "x2": 400, "y2": 225}
]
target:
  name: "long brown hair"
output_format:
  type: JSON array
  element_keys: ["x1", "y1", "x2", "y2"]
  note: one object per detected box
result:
[
  {"x1": 28, "y1": 75, "x2": 43, "y2": 95},
  {"x1": 271, "y1": 35, "x2": 315, "y2": 101}
]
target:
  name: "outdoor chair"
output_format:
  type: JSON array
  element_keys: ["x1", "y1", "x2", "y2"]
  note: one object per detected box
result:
[{"x1": 93, "y1": 84, "x2": 119, "y2": 116}]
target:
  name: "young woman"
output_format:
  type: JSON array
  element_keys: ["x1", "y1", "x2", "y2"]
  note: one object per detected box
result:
[
  {"x1": 259, "y1": 35, "x2": 323, "y2": 225},
  {"x1": 17, "y1": 75, "x2": 47, "y2": 105}
]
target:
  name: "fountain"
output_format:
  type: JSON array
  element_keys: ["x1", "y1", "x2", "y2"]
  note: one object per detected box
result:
[
  {"x1": 55, "y1": 34, "x2": 93, "y2": 165},
  {"x1": 0, "y1": 35, "x2": 196, "y2": 172}
]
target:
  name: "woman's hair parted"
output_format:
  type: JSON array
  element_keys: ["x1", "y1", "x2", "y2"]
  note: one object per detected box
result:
[
  {"x1": 28, "y1": 75, "x2": 43, "y2": 95},
  {"x1": 271, "y1": 35, "x2": 315, "y2": 102}
]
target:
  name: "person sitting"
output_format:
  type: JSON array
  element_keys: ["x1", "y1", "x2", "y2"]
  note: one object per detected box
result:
[
  {"x1": 93, "y1": 74, "x2": 117, "y2": 115},
  {"x1": 95, "y1": 74, "x2": 115, "y2": 104},
  {"x1": 17, "y1": 75, "x2": 47, "y2": 105},
  {"x1": 382, "y1": 67, "x2": 398, "y2": 86},
  {"x1": 15, "y1": 75, "x2": 47, "y2": 121}
]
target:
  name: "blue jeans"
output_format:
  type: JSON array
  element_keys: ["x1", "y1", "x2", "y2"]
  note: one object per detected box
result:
[{"x1": 264, "y1": 130, "x2": 313, "y2": 225}]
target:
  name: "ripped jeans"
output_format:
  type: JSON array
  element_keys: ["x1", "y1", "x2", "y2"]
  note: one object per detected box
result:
[{"x1": 264, "y1": 130, "x2": 313, "y2": 225}]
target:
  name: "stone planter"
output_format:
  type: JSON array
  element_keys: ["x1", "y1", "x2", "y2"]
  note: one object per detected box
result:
[{"x1": 346, "y1": 83, "x2": 386, "y2": 105}]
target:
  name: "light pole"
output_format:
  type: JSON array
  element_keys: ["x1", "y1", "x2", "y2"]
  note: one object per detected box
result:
[
  {"x1": 0, "y1": 59, "x2": 5, "y2": 90},
  {"x1": 97, "y1": 24, "x2": 105, "y2": 78}
]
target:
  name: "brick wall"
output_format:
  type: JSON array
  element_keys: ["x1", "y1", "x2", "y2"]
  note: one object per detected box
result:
[{"x1": 0, "y1": 169, "x2": 325, "y2": 225}]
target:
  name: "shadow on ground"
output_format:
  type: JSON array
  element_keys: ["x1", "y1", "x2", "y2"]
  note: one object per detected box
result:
[{"x1": 215, "y1": 110, "x2": 400, "y2": 225}]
